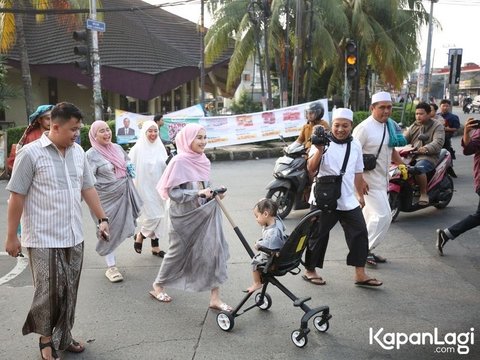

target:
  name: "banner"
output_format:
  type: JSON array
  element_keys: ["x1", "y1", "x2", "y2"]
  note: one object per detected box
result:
[
  {"x1": 115, "y1": 99, "x2": 328, "y2": 148},
  {"x1": 114, "y1": 110, "x2": 154, "y2": 144}
]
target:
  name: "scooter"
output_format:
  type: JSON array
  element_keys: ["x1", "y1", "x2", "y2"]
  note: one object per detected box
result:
[
  {"x1": 388, "y1": 146, "x2": 454, "y2": 222},
  {"x1": 265, "y1": 136, "x2": 310, "y2": 219},
  {"x1": 463, "y1": 97, "x2": 473, "y2": 114}
]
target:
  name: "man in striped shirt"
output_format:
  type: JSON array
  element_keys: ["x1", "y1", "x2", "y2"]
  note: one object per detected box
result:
[{"x1": 5, "y1": 102, "x2": 109, "y2": 360}]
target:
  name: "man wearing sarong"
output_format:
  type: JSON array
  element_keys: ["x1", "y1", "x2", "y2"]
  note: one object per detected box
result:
[{"x1": 5, "y1": 102, "x2": 109, "y2": 360}]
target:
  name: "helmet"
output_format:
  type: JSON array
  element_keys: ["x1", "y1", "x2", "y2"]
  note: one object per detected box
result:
[{"x1": 306, "y1": 101, "x2": 325, "y2": 121}]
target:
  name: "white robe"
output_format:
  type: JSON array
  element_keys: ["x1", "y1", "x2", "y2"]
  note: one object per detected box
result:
[{"x1": 129, "y1": 121, "x2": 169, "y2": 238}]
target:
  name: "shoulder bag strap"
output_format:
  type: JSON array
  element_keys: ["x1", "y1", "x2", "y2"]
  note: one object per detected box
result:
[
  {"x1": 375, "y1": 123, "x2": 387, "y2": 159},
  {"x1": 340, "y1": 141, "x2": 351, "y2": 175}
]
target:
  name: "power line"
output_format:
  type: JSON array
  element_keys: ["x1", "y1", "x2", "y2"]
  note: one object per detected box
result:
[{"x1": 0, "y1": 0, "x2": 201, "y2": 15}]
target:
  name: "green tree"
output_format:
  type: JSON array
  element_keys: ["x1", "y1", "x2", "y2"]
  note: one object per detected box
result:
[
  {"x1": 0, "y1": 1, "x2": 95, "y2": 117},
  {"x1": 205, "y1": 0, "x2": 430, "y2": 105},
  {"x1": 229, "y1": 91, "x2": 262, "y2": 114}
]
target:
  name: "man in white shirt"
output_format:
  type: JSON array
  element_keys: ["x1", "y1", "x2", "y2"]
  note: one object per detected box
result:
[
  {"x1": 302, "y1": 108, "x2": 382, "y2": 287},
  {"x1": 353, "y1": 91, "x2": 403, "y2": 267}
]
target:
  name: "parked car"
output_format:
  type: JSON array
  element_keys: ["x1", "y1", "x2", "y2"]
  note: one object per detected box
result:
[{"x1": 472, "y1": 95, "x2": 480, "y2": 113}]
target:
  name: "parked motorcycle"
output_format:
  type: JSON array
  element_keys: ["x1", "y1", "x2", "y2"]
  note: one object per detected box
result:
[
  {"x1": 265, "y1": 136, "x2": 310, "y2": 219},
  {"x1": 388, "y1": 147, "x2": 454, "y2": 222}
]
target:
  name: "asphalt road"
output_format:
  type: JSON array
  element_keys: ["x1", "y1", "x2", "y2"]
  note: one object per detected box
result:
[{"x1": 1, "y1": 109, "x2": 479, "y2": 359}]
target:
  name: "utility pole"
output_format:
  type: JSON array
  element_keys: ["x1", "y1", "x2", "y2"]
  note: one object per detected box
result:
[
  {"x1": 200, "y1": 0, "x2": 206, "y2": 107},
  {"x1": 90, "y1": 0, "x2": 103, "y2": 120},
  {"x1": 261, "y1": 0, "x2": 273, "y2": 110},
  {"x1": 283, "y1": 0, "x2": 290, "y2": 107},
  {"x1": 292, "y1": 0, "x2": 304, "y2": 105},
  {"x1": 422, "y1": 0, "x2": 438, "y2": 102}
]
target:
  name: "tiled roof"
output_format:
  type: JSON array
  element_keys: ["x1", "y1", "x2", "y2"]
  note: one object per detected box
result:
[{"x1": 5, "y1": 0, "x2": 232, "y2": 100}]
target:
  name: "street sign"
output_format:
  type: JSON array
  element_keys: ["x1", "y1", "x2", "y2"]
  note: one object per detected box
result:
[
  {"x1": 448, "y1": 48, "x2": 462, "y2": 85},
  {"x1": 86, "y1": 19, "x2": 106, "y2": 32}
]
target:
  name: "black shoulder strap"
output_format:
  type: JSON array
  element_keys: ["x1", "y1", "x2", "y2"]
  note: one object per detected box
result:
[
  {"x1": 375, "y1": 123, "x2": 387, "y2": 159},
  {"x1": 340, "y1": 141, "x2": 351, "y2": 175}
]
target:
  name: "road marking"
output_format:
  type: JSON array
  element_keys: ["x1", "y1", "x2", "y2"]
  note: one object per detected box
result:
[{"x1": 0, "y1": 251, "x2": 29, "y2": 286}]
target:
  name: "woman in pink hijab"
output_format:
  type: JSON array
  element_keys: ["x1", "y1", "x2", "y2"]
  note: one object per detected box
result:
[
  {"x1": 87, "y1": 120, "x2": 142, "y2": 283},
  {"x1": 151, "y1": 123, "x2": 231, "y2": 311}
]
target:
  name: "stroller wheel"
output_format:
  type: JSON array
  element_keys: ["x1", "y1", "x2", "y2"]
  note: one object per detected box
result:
[
  {"x1": 313, "y1": 316, "x2": 329, "y2": 332},
  {"x1": 255, "y1": 292, "x2": 272, "y2": 310},
  {"x1": 291, "y1": 330, "x2": 308, "y2": 348},
  {"x1": 216, "y1": 312, "x2": 235, "y2": 331}
]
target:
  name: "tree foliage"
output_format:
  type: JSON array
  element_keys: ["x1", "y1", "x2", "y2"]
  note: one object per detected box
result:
[{"x1": 205, "y1": 0, "x2": 430, "y2": 101}]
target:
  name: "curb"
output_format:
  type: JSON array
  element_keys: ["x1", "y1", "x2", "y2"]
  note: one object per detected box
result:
[{"x1": 205, "y1": 146, "x2": 284, "y2": 162}]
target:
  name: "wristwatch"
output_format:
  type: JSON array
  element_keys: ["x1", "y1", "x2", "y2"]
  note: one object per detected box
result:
[{"x1": 98, "y1": 217, "x2": 109, "y2": 224}]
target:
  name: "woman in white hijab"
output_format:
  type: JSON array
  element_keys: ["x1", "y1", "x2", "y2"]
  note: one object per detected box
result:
[{"x1": 129, "y1": 120, "x2": 169, "y2": 256}]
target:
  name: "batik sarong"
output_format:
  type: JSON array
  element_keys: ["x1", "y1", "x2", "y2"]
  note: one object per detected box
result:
[{"x1": 22, "y1": 243, "x2": 84, "y2": 351}]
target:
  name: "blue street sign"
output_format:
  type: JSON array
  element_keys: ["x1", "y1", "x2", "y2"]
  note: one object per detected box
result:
[{"x1": 86, "y1": 19, "x2": 106, "y2": 32}]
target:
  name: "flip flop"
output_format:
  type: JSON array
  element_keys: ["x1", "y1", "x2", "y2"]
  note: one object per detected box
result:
[
  {"x1": 209, "y1": 303, "x2": 233, "y2": 312},
  {"x1": 302, "y1": 275, "x2": 326, "y2": 285},
  {"x1": 66, "y1": 340, "x2": 85, "y2": 353},
  {"x1": 149, "y1": 290, "x2": 172, "y2": 302},
  {"x1": 355, "y1": 278, "x2": 383, "y2": 287}
]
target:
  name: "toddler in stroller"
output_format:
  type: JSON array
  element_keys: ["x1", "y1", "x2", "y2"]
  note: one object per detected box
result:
[
  {"x1": 214, "y1": 193, "x2": 331, "y2": 348},
  {"x1": 247, "y1": 199, "x2": 288, "y2": 293}
]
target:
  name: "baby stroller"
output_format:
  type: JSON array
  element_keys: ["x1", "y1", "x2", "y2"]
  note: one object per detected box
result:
[{"x1": 214, "y1": 190, "x2": 332, "y2": 348}]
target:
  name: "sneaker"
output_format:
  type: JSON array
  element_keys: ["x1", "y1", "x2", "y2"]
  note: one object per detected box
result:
[
  {"x1": 436, "y1": 229, "x2": 449, "y2": 256},
  {"x1": 105, "y1": 266, "x2": 124, "y2": 283}
]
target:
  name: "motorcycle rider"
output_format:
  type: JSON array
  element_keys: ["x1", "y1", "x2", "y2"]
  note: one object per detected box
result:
[
  {"x1": 291, "y1": 101, "x2": 330, "y2": 151},
  {"x1": 403, "y1": 102, "x2": 445, "y2": 205}
]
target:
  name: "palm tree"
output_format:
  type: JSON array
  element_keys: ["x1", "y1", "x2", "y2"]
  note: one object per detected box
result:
[
  {"x1": 0, "y1": 0, "x2": 92, "y2": 117},
  {"x1": 205, "y1": 0, "x2": 430, "y2": 107}
]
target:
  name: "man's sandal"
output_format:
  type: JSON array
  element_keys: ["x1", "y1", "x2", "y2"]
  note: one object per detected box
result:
[{"x1": 39, "y1": 338, "x2": 59, "y2": 360}]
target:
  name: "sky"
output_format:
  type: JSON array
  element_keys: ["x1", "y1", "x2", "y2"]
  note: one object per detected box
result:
[{"x1": 146, "y1": 0, "x2": 480, "y2": 69}]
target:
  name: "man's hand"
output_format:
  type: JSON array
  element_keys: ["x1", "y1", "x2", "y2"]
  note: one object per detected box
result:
[
  {"x1": 417, "y1": 147, "x2": 428, "y2": 155},
  {"x1": 5, "y1": 235, "x2": 22, "y2": 258},
  {"x1": 98, "y1": 222, "x2": 110, "y2": 242}
]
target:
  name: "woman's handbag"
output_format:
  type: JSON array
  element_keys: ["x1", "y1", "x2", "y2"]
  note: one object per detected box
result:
[
  {"x1": 362, "y1": 123, "x2": 386, "y2": 171},
  {"x1": 314, "y1": 142, "x2": 350, "y2": 211}
]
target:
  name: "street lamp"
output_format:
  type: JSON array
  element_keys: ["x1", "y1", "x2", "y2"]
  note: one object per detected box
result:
[{"x1": 422, "y1": 0, "x2": 439, "y2": 102}]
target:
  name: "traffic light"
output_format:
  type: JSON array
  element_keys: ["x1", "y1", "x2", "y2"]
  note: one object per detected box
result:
[
  {"x1": 73, "y1": 29, "x2": 91, "y2": 74},
  {"x1": 345, "y1": 39, "x2": 358, "y2": 80}
]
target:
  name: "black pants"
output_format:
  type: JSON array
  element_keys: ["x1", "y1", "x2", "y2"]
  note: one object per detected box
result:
[
  {"x1": 448, "y1": 192, "x2": 480, "y2": 238},
  {"x1": 304, "y1": 206, "x2": 368, "y2": 270}
]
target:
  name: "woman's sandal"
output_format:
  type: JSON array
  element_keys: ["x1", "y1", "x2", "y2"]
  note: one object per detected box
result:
[
  {"x1": 39, "y1": 338, "x2": 59, "y2": 360},
  {"x1": 134, "y1": 233, "x2": 146, "y2": 254},
  {"x1": 151, "y1": 238, "x2": 166, "y2": 258},
  {"x1": 149, "y1": 290, "x2": 172, "y2": 302}
]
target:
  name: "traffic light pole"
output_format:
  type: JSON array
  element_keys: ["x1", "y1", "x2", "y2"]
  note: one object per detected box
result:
[{"x1": 90, "y1": 0, "x2": 103, "y2": 120}]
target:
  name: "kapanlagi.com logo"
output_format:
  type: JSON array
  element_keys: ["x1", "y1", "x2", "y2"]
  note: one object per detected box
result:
[{"x1": 369, "y1": 327, "x2": 474, "y2": 355}]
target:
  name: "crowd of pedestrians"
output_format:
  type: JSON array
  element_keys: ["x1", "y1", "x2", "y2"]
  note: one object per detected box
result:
[{"x1": 4, "y1": 94, "x2": 479, "y2": 359}]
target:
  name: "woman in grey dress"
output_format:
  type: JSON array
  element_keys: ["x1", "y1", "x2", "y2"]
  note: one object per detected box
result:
[
  {"x1": 87, "y1": 121, "x2": 142, "y2": 282},
  {"x1": 150, "y1": 123, "x2": 231, "y2": 311}
]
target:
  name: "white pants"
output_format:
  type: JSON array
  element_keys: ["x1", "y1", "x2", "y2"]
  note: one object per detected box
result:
[
  {"x1": 362, "y1": 189, "x2": 392, "y2": 251},
  {"x1": 104, "y1": 252, "x2": 116, "y2": 267}
]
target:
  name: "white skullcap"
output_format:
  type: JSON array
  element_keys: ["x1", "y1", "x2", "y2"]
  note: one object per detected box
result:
[
  {"x1": 371, "y1": 91, "x2": 392, "y2": 104},
  {"x1": 332, "y1": 108, "x2": 353, "y2": 121}
]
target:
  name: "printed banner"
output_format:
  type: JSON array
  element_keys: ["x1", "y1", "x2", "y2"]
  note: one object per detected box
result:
[{"x1": 115, "y1": 99, "x2": 328, "y2": 148}]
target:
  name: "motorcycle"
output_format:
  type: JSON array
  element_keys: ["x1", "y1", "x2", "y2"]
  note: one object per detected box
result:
[
  {"x1": 463, "y1": 97, "x2": 473, "y2": 114},
  {"x1": 265, "y1": 136, "x2": 310, "y2": 219},
  {"x1": 388, "y1": 146, "x2": 454, "y2": 222}
]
